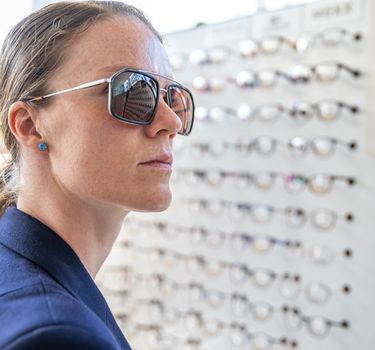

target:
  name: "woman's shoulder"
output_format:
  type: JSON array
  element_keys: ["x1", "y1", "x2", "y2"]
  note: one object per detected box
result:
[
  {"x1": 0, "y1": 237, "x2": 70, "y2": 300},
  {"x1": 0, "y1": 270, "x2": 97, "y2": 322},
  {"x1": 1, "y1": 324, "x2": 119, "y2": 350},
  {"x1": 0, "y1": 250, "x2": 119, "y2": 349}
]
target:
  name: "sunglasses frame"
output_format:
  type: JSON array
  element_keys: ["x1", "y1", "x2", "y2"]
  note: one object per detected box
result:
[{"x1": 26, "y1": 67, "x2": 195, "y2": 136}]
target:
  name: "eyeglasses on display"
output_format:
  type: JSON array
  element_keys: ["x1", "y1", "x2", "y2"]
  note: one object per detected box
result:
[
  {"x1": 101, "y1": 265, "x2": 351, "y2": 308},
  {"x1": 174, "y1": 168, "x2": 356, "y2": 194},
  {"x1": 195, "y1": 99, "x2": 359, "y2": 123},
  {"x1": 189, "y1": 136, "x2": 357, "y2": 158},
  {"x1": 119, "y1": 240, "x2": 300, "y2": 290},
  {"x1": 168, "y1": 28, "x2": 362, "y2": 70},
  {"x1": 282, "y1": 305, "x2": 350, "y2": 337},
  {"x1": 126, "y1": 218, "x2": 302, "y2": 253},
  {"x1": 114, "y1": 296, "x2": 299, "y2": 349},
  {"x1": 185, "y1": 198, "x2": 354, "y2": 230},
  {"x1": 190, "y1": 62, "x2": 361, "y2": 92}
]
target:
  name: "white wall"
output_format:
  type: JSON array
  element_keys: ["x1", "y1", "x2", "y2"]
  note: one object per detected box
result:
[{"x1": 0, "y1": 1, "x2": 33, "y2": 45}]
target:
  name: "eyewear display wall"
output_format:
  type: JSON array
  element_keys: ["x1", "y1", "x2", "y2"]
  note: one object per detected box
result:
[{"x1": 96, "y1": 1, "x2": 375, "y2": 349}]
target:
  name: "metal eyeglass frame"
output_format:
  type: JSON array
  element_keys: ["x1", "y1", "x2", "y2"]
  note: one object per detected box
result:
[{"x1": 26, "y1": 68, "x2": 194, "y2": 136}]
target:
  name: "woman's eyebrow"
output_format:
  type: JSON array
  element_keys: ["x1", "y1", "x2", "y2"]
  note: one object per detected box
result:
[{"x1": 97, "y1": 65, "x2": 125, "y2": 75}]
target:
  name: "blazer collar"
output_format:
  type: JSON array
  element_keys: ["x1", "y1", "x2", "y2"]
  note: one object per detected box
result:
[{"x1": 0, "y1": 206, "x2": 108, "y2": 322}]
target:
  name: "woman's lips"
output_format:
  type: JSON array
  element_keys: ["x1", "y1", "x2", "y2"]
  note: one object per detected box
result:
[
  {"x1": 139, "y1": 154, "x2": 173, "y2": 170},
  {"x1": 139, "y1": 160, "x2": 172, "y2": 170}
]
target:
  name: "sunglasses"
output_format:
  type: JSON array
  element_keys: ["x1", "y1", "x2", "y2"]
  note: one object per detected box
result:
[{"x1": 27, "y1": 68, "x2": 195, "y2": 136}]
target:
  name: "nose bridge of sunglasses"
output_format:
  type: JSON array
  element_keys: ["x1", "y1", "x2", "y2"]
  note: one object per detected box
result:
[
  {"x1": 158, "y1": 87, "x2": 170, "y2": 107},
  {"x1": 139, "y1": 73, "x2": 178, "y2": 106}
]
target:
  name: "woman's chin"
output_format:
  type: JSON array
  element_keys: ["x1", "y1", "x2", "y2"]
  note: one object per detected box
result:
[{"x1": 130, "y1": 188, "x2": 172, "y2": 213}]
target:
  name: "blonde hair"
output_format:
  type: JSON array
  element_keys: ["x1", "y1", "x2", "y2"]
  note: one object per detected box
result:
[{"x1": 0, "y1": 1, "x2": 162, "y2": 217}]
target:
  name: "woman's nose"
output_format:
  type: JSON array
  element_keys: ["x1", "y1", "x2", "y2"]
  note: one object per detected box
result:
[{"x1": 143, "y1": 97, "x2": 183, "y2": 138}]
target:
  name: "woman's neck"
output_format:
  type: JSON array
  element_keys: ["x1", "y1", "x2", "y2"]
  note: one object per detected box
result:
[{"x1": 17, "y1": 189, "x2": 128, "y2": 279}]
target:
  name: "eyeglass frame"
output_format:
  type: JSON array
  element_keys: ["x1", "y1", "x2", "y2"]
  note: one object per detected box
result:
[{"x1": 26, "y1": 67, "x2": 195, "y2": 136}]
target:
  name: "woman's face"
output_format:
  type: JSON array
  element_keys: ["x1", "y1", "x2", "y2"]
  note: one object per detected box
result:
[{"x1": 38, "y1": 17, "x2": 182, "y2": 213}]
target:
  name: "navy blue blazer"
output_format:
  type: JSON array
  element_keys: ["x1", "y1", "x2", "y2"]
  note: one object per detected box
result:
[{"x1": 0, "y1": 207, "x2": 132, "y2": 349}]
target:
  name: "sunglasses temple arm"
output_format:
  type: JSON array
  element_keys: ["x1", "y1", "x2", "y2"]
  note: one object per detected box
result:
[
  {"x1": 29, "y1": 78, "x2": 110, "y2": 102},
  {"x1": 339, "y1": 63, "x2": 362, "y2": 77}
]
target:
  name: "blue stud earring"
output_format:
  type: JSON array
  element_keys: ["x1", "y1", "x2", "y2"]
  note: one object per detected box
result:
[{"x1": 38, "y1": 142, "x2": 48, "y2": 151}]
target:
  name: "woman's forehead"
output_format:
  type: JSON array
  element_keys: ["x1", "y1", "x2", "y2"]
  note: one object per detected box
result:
[{"x1": 55, "y1": 18, "x2": 170, "y2": 85}]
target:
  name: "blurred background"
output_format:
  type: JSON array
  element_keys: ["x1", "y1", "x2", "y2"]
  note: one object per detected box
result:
[
  {"x1": 1, "y1": 1, "x2": 374, "y2": 350},
  {"x1": 1, "y1": 0, "x2": 318, "y2": 43}
]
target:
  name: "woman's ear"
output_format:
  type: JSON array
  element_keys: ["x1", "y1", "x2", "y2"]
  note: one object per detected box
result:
[{"x1": 8, "y1": 101, "x2": 44, "y2": 151}]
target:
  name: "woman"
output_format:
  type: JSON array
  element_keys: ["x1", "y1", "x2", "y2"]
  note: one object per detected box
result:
[{"x1": 0, "y1": 1, "x2": 194, "y2": 349}]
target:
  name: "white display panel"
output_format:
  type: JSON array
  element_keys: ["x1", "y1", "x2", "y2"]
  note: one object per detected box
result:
[{"x1": 97, "y1": 0, "x2": 375, "y2": 349}]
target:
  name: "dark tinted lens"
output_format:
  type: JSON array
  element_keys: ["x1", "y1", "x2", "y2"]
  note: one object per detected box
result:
[
  {"x1": 168, "y1": 85, "x2": 194, "y2": 135},
  {"x1": 111, "y1": 71, "x2": 157, "y2": 123}
]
